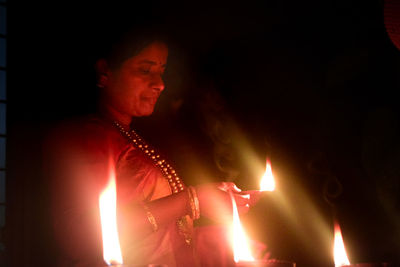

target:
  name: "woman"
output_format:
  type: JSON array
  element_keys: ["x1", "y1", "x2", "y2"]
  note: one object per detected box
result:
[{"x1": 46, "y1": 27, "x2": 260, "y2": 267}]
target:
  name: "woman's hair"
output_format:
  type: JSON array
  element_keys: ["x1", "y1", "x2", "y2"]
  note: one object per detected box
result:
[{"x1": 97, "y1": 24, "x2": 169, "y2": 70}]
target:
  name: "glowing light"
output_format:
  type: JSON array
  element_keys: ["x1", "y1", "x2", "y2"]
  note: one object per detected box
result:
[
  {"x1": 99, "y1": 160, "x2": 123, "y2": 265},
  {"x1": 260, "y1": 160, "x2": 275, "y2": 191},
  {"x1": 230, "y1": 193, "x2": 255, "y2": 263},
  {"x1": 333, "y1": 221, "x2": 350, "y2": 267}
]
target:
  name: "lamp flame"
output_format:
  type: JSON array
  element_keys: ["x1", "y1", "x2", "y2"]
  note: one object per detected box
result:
[
  {"x1": 333, "y1": 221, "x2": 350, "y2": 267},
  {"x1": 99, "y1": 159, "x2": 123, "y2": 265},
  {"x1": 230, "y1": 192, "x2": 255, "y2": 263},
  {"x1": 260, "y1": 159, "x2": 275, "y2": 191}
]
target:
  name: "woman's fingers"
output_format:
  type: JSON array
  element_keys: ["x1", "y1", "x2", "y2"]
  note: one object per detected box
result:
[
  {"x1": 196, "y1": 184, "x2": 233, "y2": 222},
  {"x1": 233, "y1": 193, "x2": 250, "y2": 206},
  {"x1": 241, "y1": 190, "x2": 270, "y2": 206},
  {"x1": 196, "y1": 183, "x2": 267, "y2": 221},
  {"x1": 249, "y1": 239, "x2": 268, "y2": 259},
  {"x1": 218, "y1": 182, "x2": 242, "y2": 193},
  {"x1": 237, "y1": 203, "x2": 250, "y2": 215},
  {"x1": 232, "y1": 193, "x2": 251, "y2": 215}
]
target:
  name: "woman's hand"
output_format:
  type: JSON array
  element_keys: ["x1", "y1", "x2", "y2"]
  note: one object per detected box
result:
[
  {"x1": 218, "y1": 182, "x2": 268, "y2": 207},
  {"x1": 195, "y1": 182, "x2": 251, "y2": 222},
  {"x1": 240, "y1": 190, "x2": 271, "y2": 206}
]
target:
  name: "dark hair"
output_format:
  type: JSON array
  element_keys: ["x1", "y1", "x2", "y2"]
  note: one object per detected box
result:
[{"x1": 98, "y1": 24, "x2": 169, "y2": 70}]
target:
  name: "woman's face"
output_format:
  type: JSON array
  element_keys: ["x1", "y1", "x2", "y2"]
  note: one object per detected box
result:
[{"x1": 105, "y1": 41, "x2": 168, "y2": 118}]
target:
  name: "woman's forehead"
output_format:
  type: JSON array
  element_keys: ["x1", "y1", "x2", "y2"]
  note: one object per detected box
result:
[{"x1": 130, "y1": 42, "x2": 168, "y2": 65}]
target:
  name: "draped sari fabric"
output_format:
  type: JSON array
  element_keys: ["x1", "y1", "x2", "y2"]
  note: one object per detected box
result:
[{"x1": 46, "y1": 115, "x2": 196, "y2": 267}]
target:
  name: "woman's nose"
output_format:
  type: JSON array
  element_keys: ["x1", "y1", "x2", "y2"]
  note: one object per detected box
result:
[{"x1": 151, "y1": 73, "x2": 165, "y2": 92}]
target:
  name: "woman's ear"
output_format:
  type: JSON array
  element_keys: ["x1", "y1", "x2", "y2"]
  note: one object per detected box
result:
[{"x1": 95, "y1": 59, "x2": 110, "y2": 88}]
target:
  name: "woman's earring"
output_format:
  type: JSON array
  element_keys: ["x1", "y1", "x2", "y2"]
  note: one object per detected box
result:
[{"x1": 97, "y1": 75, "x2": 107, "y2": 88}]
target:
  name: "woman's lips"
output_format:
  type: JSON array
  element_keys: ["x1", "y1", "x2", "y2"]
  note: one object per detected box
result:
[{"x1": 141, "y1": 96, "x2": 158, "y2": 106}]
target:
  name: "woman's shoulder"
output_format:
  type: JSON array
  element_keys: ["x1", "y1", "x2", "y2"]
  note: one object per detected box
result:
[
  {"x1": 51, "y1": 114, "x2": 119, "y2": 138},
  {"x1": 44, "y1": 114, "x2": 127, "y2": 157}
]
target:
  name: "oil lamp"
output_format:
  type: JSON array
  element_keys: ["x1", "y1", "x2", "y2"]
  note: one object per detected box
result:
[
  {"x1": 333, "y1": 220, "x2": 390, "y2": 267},
  {"x1": 99, "y1": 160, "x2": 123, "y2": 266},
  {"x1": 230, "y1": 160, "x2": 295, "y2": 267}
]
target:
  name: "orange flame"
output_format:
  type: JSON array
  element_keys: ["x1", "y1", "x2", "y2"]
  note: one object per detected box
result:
[
  {"x1": 333, "y1": 221, "x2": 350, "y2": 267},
  {"x1": 260, "y1": 159, "x2": 275, "y2": 191},
  {"x1": 230, "y1": 192, "x2": 255, "y2": 263},
  {"x1": 99, "y1": 159, "x2": 123, "y2": 265}
]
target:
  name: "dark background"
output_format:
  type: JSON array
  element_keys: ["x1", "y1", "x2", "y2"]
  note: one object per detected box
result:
[{"x1": 5, "y1": 0, "x2": 400, "y2": 266}]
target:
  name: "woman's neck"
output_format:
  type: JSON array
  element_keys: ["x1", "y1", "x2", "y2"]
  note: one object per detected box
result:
[{"x1": 98, "y1": 102, "x2": 132, "y2": 129}]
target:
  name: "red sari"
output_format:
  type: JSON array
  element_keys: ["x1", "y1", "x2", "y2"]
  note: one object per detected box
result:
[{"x1": 46, "y1": 115, "x2": 196, "y2": 266}]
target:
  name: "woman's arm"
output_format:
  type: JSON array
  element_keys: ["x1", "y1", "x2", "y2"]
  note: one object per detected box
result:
[
  {"x1": 120, "y1": 183, "x2": 252, "y2": 239},
  {"x1": 46, "y1": 121, "x2": 253, "y2": 264}
]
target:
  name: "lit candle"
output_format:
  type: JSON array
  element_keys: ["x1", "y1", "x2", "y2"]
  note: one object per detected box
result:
[
  {"x1": 260, "y1": 159, "x2": 275, "y2": 192},
  {"x1": 333, "y1": 220, "x2": 350, "y2": 267},
  {"x1": 229, "y1": 159, "x2": 295, "y2": 267},
  {"x1": 333, "y1": 220, "x2": 389, "y2": 267},
  {"x1": 229, "y1": 191, "x2": 254, "y2": 263},
  {"x1": 235, "y1": 260, "x2": 295, "y2": 267},
  {"x1": 98, "y1": 160, "x2": 169, "y2": 267},
  {"x1": 241, "y1": 159, "x2": 275, "y2": 206},
  {"x1": 99, "y1": 159, "x2": 123, "y2": 266},
  {"x1": 339, "y1": 264, "x2": 391, "y2": 267}
]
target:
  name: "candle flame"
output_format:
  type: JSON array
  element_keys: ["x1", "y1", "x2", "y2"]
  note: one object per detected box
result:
[
  {"x1": 260, "y1": 159, "x2": 275, "y2": 191},
  {"x1": 99, "y1": 159, "x2": 123, "y2": 265},
  {"x1": 333, "y1": 221, "x2": 350, "y2": 267},
  {"x1": 230, "y1": 193, "x2": 255, "y2": 263}
]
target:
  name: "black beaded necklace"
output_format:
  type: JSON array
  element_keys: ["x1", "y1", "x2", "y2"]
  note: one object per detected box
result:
[{"x1": 113, "y1": 121, "x2": 185, "y2": 194}]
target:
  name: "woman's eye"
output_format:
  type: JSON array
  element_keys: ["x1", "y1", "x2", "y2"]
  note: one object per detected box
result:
[{"x1": 140, "y1": 68, "x2": 150, "y2": 74}]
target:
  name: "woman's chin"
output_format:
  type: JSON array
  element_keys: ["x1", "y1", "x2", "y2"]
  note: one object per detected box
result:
[{"x1": 133, "y1": 106, "x2": 156, "y2": 117}]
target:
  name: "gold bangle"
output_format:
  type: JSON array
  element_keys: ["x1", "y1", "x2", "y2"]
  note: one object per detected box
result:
[
  {"x1": 187, "y1": 188, "x2": 196, "y2": 219},
  {"x1": 143, "y1": 204, "x2": 158, "y2": 232},
  {"x1": 191, "y1": 187, "x2": 200, "y2": 220},
  {"x1": 187, "y1": 186, "x2": 200, "y2": 220}
]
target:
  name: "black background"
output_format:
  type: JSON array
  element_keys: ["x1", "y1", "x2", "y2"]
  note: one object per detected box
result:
[{"x1": 6, "y1": 1, "x2": 400, "y2": 266}]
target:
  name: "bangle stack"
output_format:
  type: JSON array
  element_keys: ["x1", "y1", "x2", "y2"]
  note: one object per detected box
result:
[
  {"x1": 143, "y1": 204, "x2": 158, "y2": 232},
  {"x1": 187, "y1": 186, "x2": 200, "y2": 220}
]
